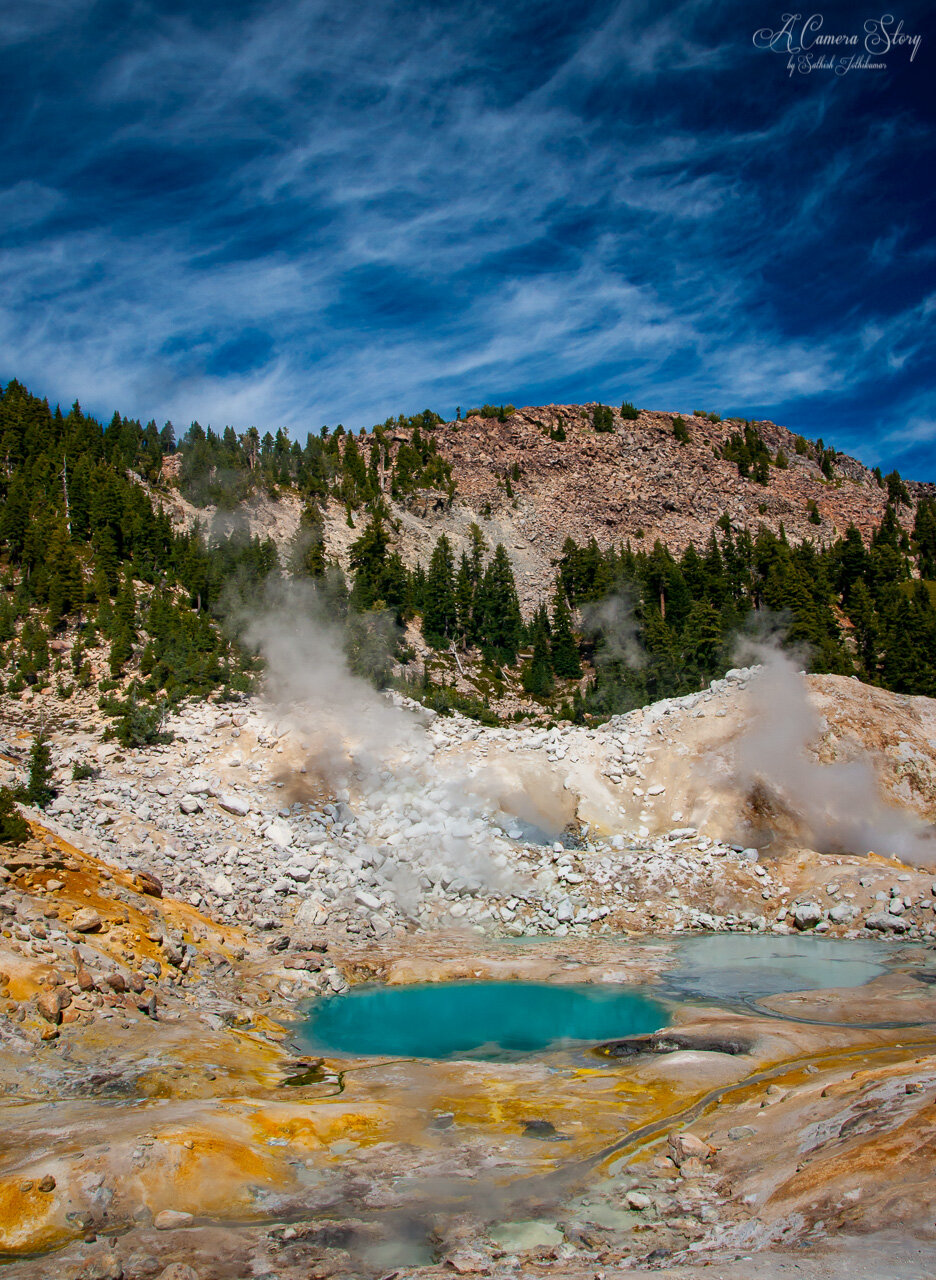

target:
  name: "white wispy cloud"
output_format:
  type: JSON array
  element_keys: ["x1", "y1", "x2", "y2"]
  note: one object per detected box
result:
[{"x1": 0, "y1": 0, "x2": 932, "y2": 474}]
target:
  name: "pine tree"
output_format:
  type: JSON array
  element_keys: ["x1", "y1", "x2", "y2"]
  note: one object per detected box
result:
[
  {"x1": 21, "y1": 727, "x2": 55, "y2": 808},
  {"x1": 523, "y1": 618, "x2": 554, "y2": 697},
  {"x1": 683, "y1": 599, "x2": 722, "y2": 669},
  {"x1": 476, "y1": 545, "x2": 523, "y2": 664},
  {"x1": 293, "y1": 503, "x2": 327, "y2": 578},
  {"x1": 423, "y1": 534, "x2": 457, "y2": 647},
  {"x1": 0, "y1": 787, "x2": 30, "y2": 845},
  {"x1": 549, "y1": 589, "x2": 581, "y2": 678},
  {"x1": 349, "y1": 515, "x2": 390, "y2": 608},
  {"x1": 45, "y1": 522, "x2": 84, "y2": 627}
]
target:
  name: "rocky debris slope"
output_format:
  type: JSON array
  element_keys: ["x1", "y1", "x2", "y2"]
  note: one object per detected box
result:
[
  {"x1": 2, "y1": 666, "x2": 935, "y2": 967},
  {"x1": 151, "y1": 405, "x2": 917, "y2": 607}
]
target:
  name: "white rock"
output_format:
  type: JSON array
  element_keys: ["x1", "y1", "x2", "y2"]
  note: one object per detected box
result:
[
  {"x1": 212, "y1": 873, "x2": 235, "y2": 899},
  {"x1": 865, "y1": 911, "x2": 910, "y2": 933},
  {"x1": 266, "y1": 820, "x2": 294, "y2": 848},
  {"x1": 219, "y1": 794, "x2": 250, "y2": 817}
]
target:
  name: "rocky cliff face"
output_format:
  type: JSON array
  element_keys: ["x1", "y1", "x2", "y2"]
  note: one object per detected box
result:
[{"x1": 157, "y1": 405, "x2": 916, "y2": 609}]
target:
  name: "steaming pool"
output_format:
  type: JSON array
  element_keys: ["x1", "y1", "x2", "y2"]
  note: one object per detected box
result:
[
  {"x1": 298, "y1": 981, "x2": 664, "y2": 1059},
  {"x1": 297, "y1": 935, "x2": 921, "y2": 1060}
]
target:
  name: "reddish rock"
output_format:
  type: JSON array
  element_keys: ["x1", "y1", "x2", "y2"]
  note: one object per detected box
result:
[
  {"x1": 36, "y1": 988, "x2": 68, "y2": 1024},
  {"x1": 668, "y1": 1131, "x2": 714, "y2": 1166},
  {"x1": 136, "y1": 870, "x2": 163, "y2": 898},
  {"x1": 76, "y1": 966, "x2": 96, "y2": 992}
]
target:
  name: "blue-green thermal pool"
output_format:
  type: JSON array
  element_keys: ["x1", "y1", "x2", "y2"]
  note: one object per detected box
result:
[
  {"x1": 298, "y1": 981, "x2": 664, "y2": 1060},
  {"x1": 297, "y1": 935, "x2": 924, "y2": 1061}
]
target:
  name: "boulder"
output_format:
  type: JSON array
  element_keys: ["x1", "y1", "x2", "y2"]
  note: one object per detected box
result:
[
  {"x1": 154, "y1": 1209, "x2": 194, "y2": 1230},
  {"x1": 295, "y1": 896, "x2": 329, "y2": 929},
  {"x1": 211, "y1": 873, "x2": 234, "y2": 899},
  {"x1": 667, "y1": 1131, "x2": 713, "y2": 1166},
  {"x1": 136, "y1": 870, "x2": 163, "y2": 898},
  {"x1": 71, "y1": 907, "x2": 103, "y2": 933},
  {"x1": 218, "y1": 795, "x2": 250, "y2": 817},
  {"x1": 792, "y1": 902, "x2": 822, "y2": 930},
  {"x1": 265, "y1": 820, "x2": 294, "y2": 848},
  {"x1": 76, "y1": 1249, "x2": 123, "y2": 1280},
  {"x1": 865, "y1": 910, "x2": 911, "y2": 933},
  {"x1": 37, "y1": 988, "x2": 68, "y2": 1024}
]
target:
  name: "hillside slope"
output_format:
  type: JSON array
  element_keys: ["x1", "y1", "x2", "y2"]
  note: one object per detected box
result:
[{"x1": 158, "y1": 404, "x2": 912, "y2": 607}]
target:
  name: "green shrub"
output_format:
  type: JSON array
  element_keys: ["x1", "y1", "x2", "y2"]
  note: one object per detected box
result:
[
  {"x1": 0, "y1": 787, "x2": 30, "y2": 845},
  {"x1": 19, "y1": 728, "x2": 55, "y2": 808},
  {"x1": 101, "y1": 682, "x2": 173, "y2": 748},
  {"x1": 620, "y1": 401, "x2": 639, "y2": 420},
  {"x1": 672, "y1": 416, "x2": 690, "y2": 444}
]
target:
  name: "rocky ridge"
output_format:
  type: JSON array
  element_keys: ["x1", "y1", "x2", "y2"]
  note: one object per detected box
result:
[{"x1": 154, "y1": 405, "x2": 917, "y2": 607}]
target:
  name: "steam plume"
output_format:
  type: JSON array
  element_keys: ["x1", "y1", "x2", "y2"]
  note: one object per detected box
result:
[{"x1": 736, "y1": 642, "x2": 936, "y2": 866}]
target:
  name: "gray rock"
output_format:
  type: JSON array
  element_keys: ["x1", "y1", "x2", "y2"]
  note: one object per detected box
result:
[
  {"x1": 865, "y1": 911, "x2": 911, "y2": 933},
  {"x1": 218, "y1": 794, "x2": 250, "y2": 817},
  {"x1": 76, "y1": 1249, "x2": 123, "y2": 1280},
  {"x1": 625, "y1": 1190, "x2": 652, "y2": 1210},
  {"x1": 829, "y1": 902, "x2": 857, "y2": 923},
  {"x1": 294, "y1": 895, "x2": 329, "y2": 928},
  {"x1": 157, "y1": 1264, "x2": 200, "y2": 1280},
  {"x1": 792, "y1": 902, "x2": 822, "y2": 930},
  {"x1": 727, "y1": 1125, "x2": 757, "y2": 1140}
]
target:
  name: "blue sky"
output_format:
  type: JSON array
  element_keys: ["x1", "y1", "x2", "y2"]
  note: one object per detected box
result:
[{"x1": 1, "y1": 0, "x2": 934, "y2": 474}]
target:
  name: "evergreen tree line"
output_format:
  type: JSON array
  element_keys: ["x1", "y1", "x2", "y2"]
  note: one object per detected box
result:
[
  {"x1": 0, "y1": 380, "x2": 267, "y2": 725},
  {"x1": 3, "y1": 376, "x2": 936, "y2": 734},
  {"x1": 336, "y1": 498, "x2": 936, "y2": 720},
  {"x1": 559, "y1": 503, "x2": 936, "y2": 716},
  {"x1": 176, "y1": 414, "x2": 455, "y2": 511}
]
